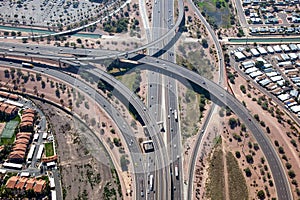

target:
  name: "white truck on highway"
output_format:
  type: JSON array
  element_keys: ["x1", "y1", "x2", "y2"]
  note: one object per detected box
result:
[
  {"x1": 149, "y1": 174, "x2": 154, "y2": 191},
  {"x1": 175, "y1": 165, "x2": 179, "y2": 179},
  {"x1": 174, "y1": 109, "x2": 178, "y2": 121}
]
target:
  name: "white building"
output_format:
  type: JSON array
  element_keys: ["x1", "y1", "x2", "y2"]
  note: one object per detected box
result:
[
  {"x1": 281, "y1": 44, "x2": 290, "y2": 52},
  {"x1": 259, "y1": 78, "x2": 271, "y2": 86},
  {"x1": 266, "y1": 72, "x2": 278, "y2": 77},
  {"x1": 234, "y1": 52, "x2": 246, "y2": 60},
  {"x1": 257, "y1": 47, "x2": 267, "y2": 55},
  {"x1": 256, "y1": 57, "x2": 267, "y2": 63},
  {"x1": 250, "y1": 48, "x2": 260, "y2": 56},
  {"x1": 245, "y1": 67, "x2": 258, "y2": 74},
  {"x1": 249, "y1": 71, "x2": 263, "y2": 78},
  {"x1": 270, "y1": 75, "x2": 283, "y2": 82},
  {"x1": 290, "y1": 105, "x2": 300, "y2": 113},
  {"x1": 278, "y1": 93, "x2": 290, "y2": 101},
  {"x1": 242, "y1": 60, "x2": 255, "y2": 69},
  {"x1": 281, "y1": 54, "x2": 290, "y2": 61},
  {"x1": 278, "y1": 61, "x2": 292, "y2": 67},
  {"x1": 273, "y1": 45, "x2": 282, "y2": 53},
  {"x1": 288, "y1": 53, "x2": 298, "y2": 60},
  {"x1": 267, "y1": 46, "x2": 275, "y2": 53}
]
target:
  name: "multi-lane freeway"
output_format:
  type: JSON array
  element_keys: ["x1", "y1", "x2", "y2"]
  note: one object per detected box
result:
[
  {"x1": 0, "y1": 0, "x2": 294, "y2": 195},
  {"x1": 0, "y1": 39, "x2": 293, "y2": 199}
]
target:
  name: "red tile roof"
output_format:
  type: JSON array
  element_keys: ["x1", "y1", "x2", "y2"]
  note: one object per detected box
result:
[
  {"x1": 6, "y1": 176, "x2": 19, "y2": 189},
  {"x1": 14, "y1": 138, "x2": 30, "y2": 145},
  {"x1": 9, "y1": 151, "x2": 25, "y2": 159},
  {"x1": 25, "y1": 178, "x2": 35, "y2": 190},
  {"x1": 23, "y1": 109, "x2": 35, "y2": 114},
  {"x1": 33, "y1": 179, "x2": 46, "y2": 193},
  {"x1": 13, "y1": 144, "x2": 27, "y2": 151},
  {"x1": 15, "y1": 177, "x2": 28, "y2": 189}
]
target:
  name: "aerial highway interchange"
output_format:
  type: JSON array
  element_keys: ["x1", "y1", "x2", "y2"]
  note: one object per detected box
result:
[{"x1": 0, "y1": 0, "x2": 298, "y2": 199}]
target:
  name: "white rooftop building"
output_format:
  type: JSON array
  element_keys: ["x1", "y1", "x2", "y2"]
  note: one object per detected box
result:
[
  {"x1": 250, "y1": 48, "x2": 260, "y2": 56},
  {"x1": 289, "y1": 44, "x2": 298, "y2": 51},
  {"x1": 288, "y1": 53, "x2": 298, "y2": 60},
  {"x1": 256, "y1": 57, "x2": 267, "y2": 63},
  {"x1": 273, "y1": 45, "x2": 282, "y2": 53},
  {"x1": 278, "y1": 93, "x2": 290, "y2": 101},
  {"x1": 250, "y1": 71, "x2": 263, "y2": 78},
  {"x1": 257, "y1": 47, "x2": 268, "y2": 55},
  {"x1": 278, "y1": 61, "x2": 292, "y2": 67},
  {"x1": 264, "y1": 63, "x2": 273, "y2": 68},
  {"x1": 267, "y1": 46, "x2": 274, "y2": 53},
  {"x1": 242, "y1": 60, "x2": 255, "y2": 69},
  {"x1": 270, "y1": 75, "x2": 283, "y2": 82},
  {"x1": 277, "y1": 80, "x2": 285, "y2": 86},
  {"x1": 234, "y1": 52, "x2": 246, "y2": 60},
  {"x1": 259, "y1": 78, "x2": 271, "y2": 86},
  {"x1": 281, "y1": 44, "x2": 290, "y2": 52},
  {"x1": 266, "y1": 72, "x2": 278, "y2": 77},
  {"x1": 245, "y1": 67, "x2": 259, "y2": 74},
  {"x1": 281, "y1": 54, "x2": 290, "y2": 61},
  {"x1": 290, "y1": 105, "x2": 300, "y2": 113},
  {"x1": 290, "y1": 89, "x2": 299, "y2": 97}
]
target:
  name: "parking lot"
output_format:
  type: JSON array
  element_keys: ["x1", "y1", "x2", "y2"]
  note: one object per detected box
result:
[{"x1": 0, "y1": 0, "x2": 117, "y2": 28}]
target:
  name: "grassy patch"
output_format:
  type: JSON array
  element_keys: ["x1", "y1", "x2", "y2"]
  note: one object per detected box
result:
[
  {"x1": 226, "y1": 152, "x2": 248, "y2": 200},
  {"x1": 177, "y1": 43, "x2": 214, "y2": 80},
  {"x1": 115, "y1": 69, "x2": 141, "y2": 93},
  {"x1": 45, "y1": 142, "x2": 54, "y2": 157},
  {"x1": 197, "y1": 0, "x2": 232, "y2": 28},
  {"x1": 206, "y1": 142, "x2": 226, "y2": 199},
  {"x1": 0, "y1": 135, "x2": 15, "y2": 145},
  {"x1": 0, "y1": 116, "x2": 20, "y2": 145},
  {"x1": 116, "y1": 72, "x2": 137, "y2": 91},
  {"x1": 181, "y1": 90, "x2": 203, "y2": 139}
]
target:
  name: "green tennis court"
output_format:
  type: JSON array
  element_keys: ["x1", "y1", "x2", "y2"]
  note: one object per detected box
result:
[{"x1": 1, "y1": 119, "x2": 19, "y2": 139}]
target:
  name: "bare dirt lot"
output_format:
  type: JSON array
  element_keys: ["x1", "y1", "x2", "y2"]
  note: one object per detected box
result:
[
  {"x1": 228, "y1": 68, "x2": 300, "y2": 199},
  {"x1": 34, "y1": 99, "x2": 122, "y2": 200}
]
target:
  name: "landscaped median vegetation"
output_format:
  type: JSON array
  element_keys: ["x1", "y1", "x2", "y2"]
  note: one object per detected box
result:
[
  {"x1": 226, "y1": 152, "x2": 248, "y2": 200},
  {"x1": 206, "y1": 138, "x2": 248, "y2": 200},
  {"x1": 206, "y1": 140, "x2": 225, "y2": 200}
]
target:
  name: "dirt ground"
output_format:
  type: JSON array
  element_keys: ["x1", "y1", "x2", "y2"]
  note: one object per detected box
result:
[
  {"x1": 34, "y1": 100, "x2": 121, "y2": 200},
  {"x1": 228, "y1": 68, "x2": 300, "y2": 199}
]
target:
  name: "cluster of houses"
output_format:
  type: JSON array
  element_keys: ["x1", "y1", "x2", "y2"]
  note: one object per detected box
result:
[
  {"x1": 242, "y1": 0, "x2": 300, "y2": 34},
  {"x1": 8, "y1": 132, "x2": 33, "y2": 163},
  {"x1": 235, "y1": 44, "x2": 300, "y2": 117},
  {"x1": 5, "y1": 176, "x2": 46, "y2": 193},
  {"x1": 249, "y1": 26, "x2": 300, "y2": 35},
  {"x1": 20, "y1": 109, "x2": 36, "y2": 132},
  {"x1": 6, "y1": 109, "x2": 36, "y2": 164},
  {"x1": 0, "y1": 92, "x2": 20, "y2": 121},
  {"x1": 0, "y1": 103, "x2": 19, "y2": 121},
  {"x1": 0, "y1": 91, "x2": 19, "y2": 101}
]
